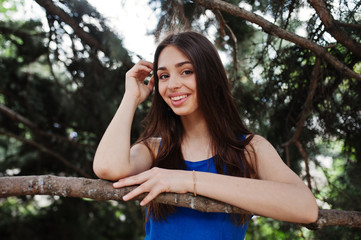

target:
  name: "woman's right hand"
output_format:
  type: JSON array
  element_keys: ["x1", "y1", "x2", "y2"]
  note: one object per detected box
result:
[{"x1": 125, "y1": 60, "x2": 154, "y2": 105}]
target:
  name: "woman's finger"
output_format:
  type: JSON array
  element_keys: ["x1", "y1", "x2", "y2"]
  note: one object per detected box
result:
[
  {"x1": 113, "y1": 168, "x2": 154, "y2": 188},
  {"x1": 122, "y1": 184, "x2": 146, "y2": 201},
  {"x1": 126, "y1": 61, "x2": 152, "y2": 80},
  {"x1": 123, "y1": 178, "x2": 158, "y2": 202},
  {"x1": 134, "y1": 61, "x2": 153, "y2": 75},
  {"x1": 113, "y1": 178, "x2": 133, "y2": 188},
  {"x1": 137, "y1": 60, "x2": 153, "y2": 69},
  {"x1": 139, "y1": 186, "x2": 164, "y2": 206},
  {"x1": 136, "y1": 65, "x2": 152, "y2": 74},
  {"x1": 147, "y1": 75, "x2": 154, "y2": 91},
  {"x1": 127, "y1": 66, "x2": 151, "y2": 80}
]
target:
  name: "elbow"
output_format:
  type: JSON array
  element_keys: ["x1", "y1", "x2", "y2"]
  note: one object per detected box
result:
[
  {"x1": 93, "y1": 164, "x2": 114, "y2": 181},
  {"x1": 304, "y1": 201, "x2": 319, "y2": 224},
  {"x1": 93, "y1": 158, "x2": 127, "y2": 181},
  {"x1": 299, "y1": 197, "x2": 319, "y2": 224},
  {"x1": 284, "y1": 189, "x2": 319, "y2": 224}
]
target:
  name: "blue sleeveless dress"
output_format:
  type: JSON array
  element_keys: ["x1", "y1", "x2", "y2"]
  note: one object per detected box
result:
[{"x1": 144, "y1": 156, "x2": 250, "y2": 240}]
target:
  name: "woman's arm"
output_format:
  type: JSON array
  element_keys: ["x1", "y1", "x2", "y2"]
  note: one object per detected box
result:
[
  {"x1": 195, "y1": 134, "x2": 318, "y2": 223},
  {"x1": 114, "y1": 135, "x2": 318, "y2": 223},
  {"x1": 93, "y1": 61, "x2": 155, "y2": 181},
  {"x1": 193, "y1": 134, "x2": 318, "y2": 223}
]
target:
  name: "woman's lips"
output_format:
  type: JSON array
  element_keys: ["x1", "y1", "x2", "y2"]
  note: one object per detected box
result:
[{"x1": 170, "y1": 94, "x2": 190, "y2": 106}]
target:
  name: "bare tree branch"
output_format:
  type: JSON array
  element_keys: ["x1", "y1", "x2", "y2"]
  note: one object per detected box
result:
[
  {"x1": 0, "y1": 25, "x2": 46, "y2": 38},
  {"x1": 282, "y1": 58, "x2": 321, "y2": 146},
  {"x1": 193, "y1": 0, "x2": 361, "y2": 81},
  {"x1": 281, "y1": 58, "x2": 321, "y2": 189},
  {"x1": 35, "y1": 0, "x2": 103, "y2": 52},
  {"x1": 285, "y1": 144, "x2": 291, "y2": 167},
  {"x1": 0, "y1": 103, "x2": 95, "y2": 149},
  {"x1": 0, "y1": 104, "x2": 37, "y2": 129},
  {"x1": 213, "y1": 9, "x2": 238, "y2": 87},
  {"x1": 34, "y1": 0, "x2": 133, "y2": 68},
  {"x1": 0, "y1": 175, "x2": 249, "y2": 214},
  {"x1": 305, "y1": 209, "x2": 361, "y2": 230},
  {"x1": 295, "y1": 140, "x2": 312, "y2": 189},
  {"x1": 308, "y1": 0, "x2": 361, "y2": 59},
  {"x1": 0, "y1": 175, "x2": 360, "y2": 229},
  {"x1": 0, "y1": 130, "x2": 90, "y2": 178},
  {"x1": 335, "y1": 21, "x2": 361, "y2": 31},
  {"x1": 44, "y1": 40, "x2": 73, "y2": 97}
]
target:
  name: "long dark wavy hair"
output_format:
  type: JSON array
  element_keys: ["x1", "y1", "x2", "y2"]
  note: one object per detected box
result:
[{"x1": 137, "y1": 31, "x2": 256, "y2": 224}]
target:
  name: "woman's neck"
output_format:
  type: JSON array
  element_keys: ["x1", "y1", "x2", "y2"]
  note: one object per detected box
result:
[
  {"x1": 181, "y1": 113, "x2": 213, "y2": 161},
  {"x1": 181, "y1": 111, "x2": 209, "y2": 139}
]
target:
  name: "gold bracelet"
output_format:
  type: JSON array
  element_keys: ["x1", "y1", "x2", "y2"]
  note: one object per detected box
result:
[{"x1": 192, "y1": 170, "x2": 197, "y2": 197}]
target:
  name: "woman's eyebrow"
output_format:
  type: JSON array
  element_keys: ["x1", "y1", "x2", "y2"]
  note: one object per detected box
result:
[
  {"x1": 175, "y1": 61, "x2": 192, "y2": 67},
  {"x1": 157, "y1": 61, "x2": 192, "y2": 71}
]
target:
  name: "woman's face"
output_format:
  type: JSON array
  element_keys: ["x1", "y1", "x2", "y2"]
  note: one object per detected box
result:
[{"x1": 157, "y1": 45, "x2": 200, "y2": 117}]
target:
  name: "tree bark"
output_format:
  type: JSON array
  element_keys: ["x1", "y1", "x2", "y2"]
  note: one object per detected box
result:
[
  {"x1": 193, "y1": 0, "x2": 361, "y2": 82},
  {"x1": 1, "y1": 175, "x2": 360, "y2": 229}
]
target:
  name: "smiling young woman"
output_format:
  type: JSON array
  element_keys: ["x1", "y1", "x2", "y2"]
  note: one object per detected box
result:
[
  {"x1": 93, "y1": 31, "x2": 318, "y2": 240},
  {"x1": 157, "y1": 45, "x2": 200, "y2": 117}
]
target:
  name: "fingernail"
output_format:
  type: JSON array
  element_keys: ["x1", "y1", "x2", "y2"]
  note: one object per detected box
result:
[{"x1": 123, "y1": 194, "x2": 129, "y2": 201}]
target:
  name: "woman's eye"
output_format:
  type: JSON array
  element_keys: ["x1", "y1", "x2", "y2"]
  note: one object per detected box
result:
[
  {"x1": 159, "y1": 74, "x2": 169, "y2": 80},
  {"x1": 182, "y1": 70, "x2": 193, "y2": 75}
]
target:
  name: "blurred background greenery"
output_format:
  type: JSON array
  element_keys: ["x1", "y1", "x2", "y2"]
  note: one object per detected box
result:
[{"x1": 0, "y1": 0, "x2": 360, "y2": 239}]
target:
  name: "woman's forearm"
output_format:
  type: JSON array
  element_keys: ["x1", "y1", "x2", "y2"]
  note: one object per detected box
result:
[
  {"x1": 114, "y1": 166, "x2": 318, "y2": 223},
  {"x1": 192, "y1": 172, "x2": 318, "y2": 223}
]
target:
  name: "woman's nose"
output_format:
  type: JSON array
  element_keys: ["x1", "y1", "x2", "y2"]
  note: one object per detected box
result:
[{"x1": 167, "y1": 75, "x2": 181, "y2": 90}]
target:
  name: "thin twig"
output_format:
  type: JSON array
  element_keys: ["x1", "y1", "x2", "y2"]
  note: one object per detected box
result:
[
  {"x1": 295, "y1": 140, "x2": 312, "y2": 189},
  {"x1": 213, "y1": 9, "x2": 238, "y2": 87}
]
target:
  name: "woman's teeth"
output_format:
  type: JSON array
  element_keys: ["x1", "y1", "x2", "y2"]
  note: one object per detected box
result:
[{"x1": 171, "y1": 95, "x2": 187, "y2": 101}]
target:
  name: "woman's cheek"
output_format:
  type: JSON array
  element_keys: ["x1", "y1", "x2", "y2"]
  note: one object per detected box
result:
[{"x1": 158, "y1": 84, "x2": 168, "y2": 101}]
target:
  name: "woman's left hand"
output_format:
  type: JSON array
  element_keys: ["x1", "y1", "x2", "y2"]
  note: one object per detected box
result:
[{"x1": 113, "y1": 167, "x2": 191, "y2": 206}]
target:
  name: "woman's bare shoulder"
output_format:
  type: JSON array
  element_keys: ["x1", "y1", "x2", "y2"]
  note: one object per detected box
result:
[
  {"x1": 246, "y1": 134, "x2": 273, "y2": 150},
  {"x1": 128, "y1": 137, "x2": 161, "y2": 174},
  {"x1": 134, "y1": 137, "x2": 161, "y2": 156},
  {"x1": 244, "y1": 134, "x2": 276, "y2": 172}
]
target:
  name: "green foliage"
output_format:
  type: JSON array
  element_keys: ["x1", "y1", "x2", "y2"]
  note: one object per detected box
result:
[
  {"x1": 246, "y1": 217, "x2": 313, "y2": 240},
  {"x1": 0, "y1": 0, "x2": 21, "y2": 19},
  {"x1": 0, "y1": 197, "x2": 145, "y2": 240},
  {"x1": 0, "y1": 0, "x2": 146, "y2": 239}
]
